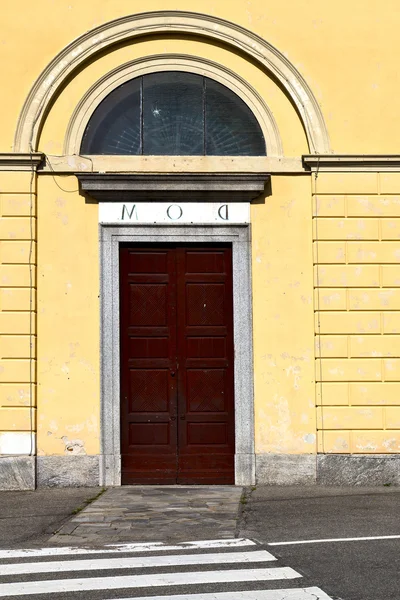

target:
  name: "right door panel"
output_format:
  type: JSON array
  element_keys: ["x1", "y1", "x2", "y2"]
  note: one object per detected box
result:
[{"x1": 176, "y1": 247, "x2": 235, "y2": 484}]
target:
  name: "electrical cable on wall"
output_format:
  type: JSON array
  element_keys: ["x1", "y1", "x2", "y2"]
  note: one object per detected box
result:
[
  {"x1": 44, "y1": 154, "x2": 93, "y2": 192},
  {"x1": 1, "y1": 149, "x2": 90, "y2": 462},
  {"x1": 313, "y1": 156, "x2": 326, "y2": 454},
  {"x1": 28, "y1": 146, "x2": 35, "y2": 457},
  {"x1": 45, "y1": 156, "x2": 79, "y2": 193},
  {"x1": 0, "y1": 153, "x2": 36, "y2": 461},
  {"x1": 0, "y1": 50, "x2": 37, "y2": 463}
]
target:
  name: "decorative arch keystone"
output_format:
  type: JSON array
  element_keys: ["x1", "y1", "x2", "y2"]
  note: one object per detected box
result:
[{"x1": 14, "y1": 11, "x2": 330, "y2": 154}]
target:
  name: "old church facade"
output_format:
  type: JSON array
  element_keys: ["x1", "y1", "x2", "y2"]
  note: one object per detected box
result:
[{"x1": 1, "y1": 3, "x2": 400, "y2": 488}]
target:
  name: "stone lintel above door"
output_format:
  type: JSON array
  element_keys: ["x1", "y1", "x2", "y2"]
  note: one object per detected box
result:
[{"x1": 77, "y1": 172, "x2": 270, "y2": 202}]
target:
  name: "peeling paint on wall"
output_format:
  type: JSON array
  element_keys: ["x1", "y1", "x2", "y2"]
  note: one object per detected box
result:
[{"x1": 61, "y1": 436, "x2": 86, "y2": 455}]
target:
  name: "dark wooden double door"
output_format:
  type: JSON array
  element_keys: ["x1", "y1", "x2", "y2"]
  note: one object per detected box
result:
[{"x1": 120, "y1": 244, "x2": 235, "y2": 484}]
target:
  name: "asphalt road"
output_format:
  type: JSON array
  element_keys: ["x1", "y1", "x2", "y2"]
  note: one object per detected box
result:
[
  {"x1": 0, "y1": 537, "x2": 333, "y2": 599},
  {"x1": 239, "y1": 486, "x2": 400, "y2": 600},
  {"x1": 0, "y1": 485, "x2": 398, "y2": 599},
  {"x1": 0, "y1": 488, "x2": 101, "y2": 547}
]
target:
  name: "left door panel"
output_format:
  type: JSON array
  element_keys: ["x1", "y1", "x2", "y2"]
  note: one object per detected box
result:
[{"x1": 120, "y1": 247, "x2": 178, "y2": 484}]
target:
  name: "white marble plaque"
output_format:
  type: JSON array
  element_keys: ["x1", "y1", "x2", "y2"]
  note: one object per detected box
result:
[{"x1": 99, "y1": 202, "x2": 250, "y2": 224}]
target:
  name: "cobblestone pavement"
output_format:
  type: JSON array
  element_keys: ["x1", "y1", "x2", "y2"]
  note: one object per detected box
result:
[{"x1": 50, "y1": 485, "x2": 244, "y2": 544}]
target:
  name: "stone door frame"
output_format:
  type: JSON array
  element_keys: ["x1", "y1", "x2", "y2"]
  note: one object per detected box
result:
[{"x1": 99, "y1": 224, "x2": 255, "y2": 486}]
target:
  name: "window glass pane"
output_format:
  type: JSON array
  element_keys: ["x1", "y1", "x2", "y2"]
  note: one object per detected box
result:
[
  {"x1": 143, "y1": 72, "x2": 204, "y2": 155},
  {"x1": 81, "y1": 78, "x2": 141, "y2": 155},
  {"x1": 205, "y1": 78, "x2": 265, "y2": 156},
  {"x1": 80, "y1": 72, "x2": 266, "y2": 156}
]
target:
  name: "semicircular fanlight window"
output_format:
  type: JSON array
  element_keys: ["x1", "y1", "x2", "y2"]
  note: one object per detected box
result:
[{"x1": 81, "y1": 72, "x2": 266, "y2": 156}]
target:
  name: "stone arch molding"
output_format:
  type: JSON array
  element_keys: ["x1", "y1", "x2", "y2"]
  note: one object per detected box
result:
[
  {"x1": 64, "y1": 54, "x2": 283, "y2": 156},
  {"x1": 14, "y1": 11, "x2": 330, "y2": 154}
]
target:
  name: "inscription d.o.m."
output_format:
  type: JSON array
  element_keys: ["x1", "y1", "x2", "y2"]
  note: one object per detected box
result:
[{"x1": 99, "y1": 202, "x2": 250, "y2": 224}]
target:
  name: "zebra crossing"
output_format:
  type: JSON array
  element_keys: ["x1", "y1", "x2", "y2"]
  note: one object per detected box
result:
[{"x1": 0, "y1": 538, "x2": 334, "y2": 599}]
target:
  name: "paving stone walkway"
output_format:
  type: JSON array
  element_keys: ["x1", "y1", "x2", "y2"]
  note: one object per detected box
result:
[{"x1": 50, "y1": 485, "x2": 243, "y2": 544}]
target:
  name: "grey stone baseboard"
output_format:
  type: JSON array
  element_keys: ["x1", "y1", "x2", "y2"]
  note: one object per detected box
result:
[
  {"x1": 3, "y1": 453, "x2": 399, "y2": 488},
  {"x1": 316, "y1": 454, "x2": 400, "y2": 485},
  {"x1": 256, "y1": 453, "x2": 317, "y2": 485},
  {"x1": 256, "y1": 453, "x2": 400, "y2": 485},
  {"x1": 0, "y1": 456, "x2": 35, "y2": 490},
  {"x1": 37, "y1": 455, "x2": 100, "y2": 487}
]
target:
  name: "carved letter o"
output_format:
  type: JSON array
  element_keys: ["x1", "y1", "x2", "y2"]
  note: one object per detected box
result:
[{"x1": 167, "y1": 204, "x2": 183, "y2": 220}]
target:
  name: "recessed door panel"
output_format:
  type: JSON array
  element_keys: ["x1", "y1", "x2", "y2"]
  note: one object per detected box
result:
[
  {"x1": 120, "y1": 248, "x2": 177, "y2": 484},
  {"x1": 120, "y1": 244, "x2": 234, "y2": 484}
]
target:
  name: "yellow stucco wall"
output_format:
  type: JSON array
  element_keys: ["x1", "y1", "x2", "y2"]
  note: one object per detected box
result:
[
  {"x1": 252, "y1": 176, "x2": 316, "y2": 454},
  {"x1": 36, "y1": 176, "x2": 100, "y2": 455},
  {"x1": 33, "y1": 173, "x2": 317, "y2": 457},
  {"x1": 314, "y1": 173, "x2": 400, "y2": 454},
  {"x1": 1, "y1": 1, "x2": 400, "y2": 475},
  {"x1": 0, "y1": 172, "x2": 36, "y2": 455},
  {"x1": 2, "y1": 0, "x2": 400, "y2": 153}
]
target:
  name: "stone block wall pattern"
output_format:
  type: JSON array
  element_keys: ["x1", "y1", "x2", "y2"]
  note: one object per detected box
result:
[
  {"x1": 0, "y1": 171, "x2": 36, "y2": 488},
  {"x1": 314, "y1": 173, "x2": 400, "y2": 455}
]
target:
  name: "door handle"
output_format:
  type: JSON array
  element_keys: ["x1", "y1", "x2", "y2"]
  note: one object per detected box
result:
[
  {"x1": 170, "y1": 416, "x2": 176, "y2": 421},
  {"x1": 180, "y1": 415, "x2": 186, "y2": 420},
  {"x1": 170, "y1": 371, "x2": 176, "y2": 377}
]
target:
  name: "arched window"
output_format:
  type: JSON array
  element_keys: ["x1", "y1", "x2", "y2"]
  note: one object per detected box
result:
[{"x1": 81, "y1": 72, "x2": 266, "y2": 156}]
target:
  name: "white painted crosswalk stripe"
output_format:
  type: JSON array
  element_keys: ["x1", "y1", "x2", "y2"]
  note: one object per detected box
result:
[
  {"x1": 109, "y1": 590, "x2": 334, "y2": 600},
  {"x1": 0, "y1": 567, "x2": 301, "y2": 596},
  {"x1": 0, "y1": 537, "x2": 255, "y2": 560},
  {"x1": 0, "y1": 538, "x2": 335, "y2": 599},
  {"x1": 0, "y1": 549, "x2": 276, "y2": 575},
  {"x1": 269, "y1": 534, "x2": 400, "y2": 546}
]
